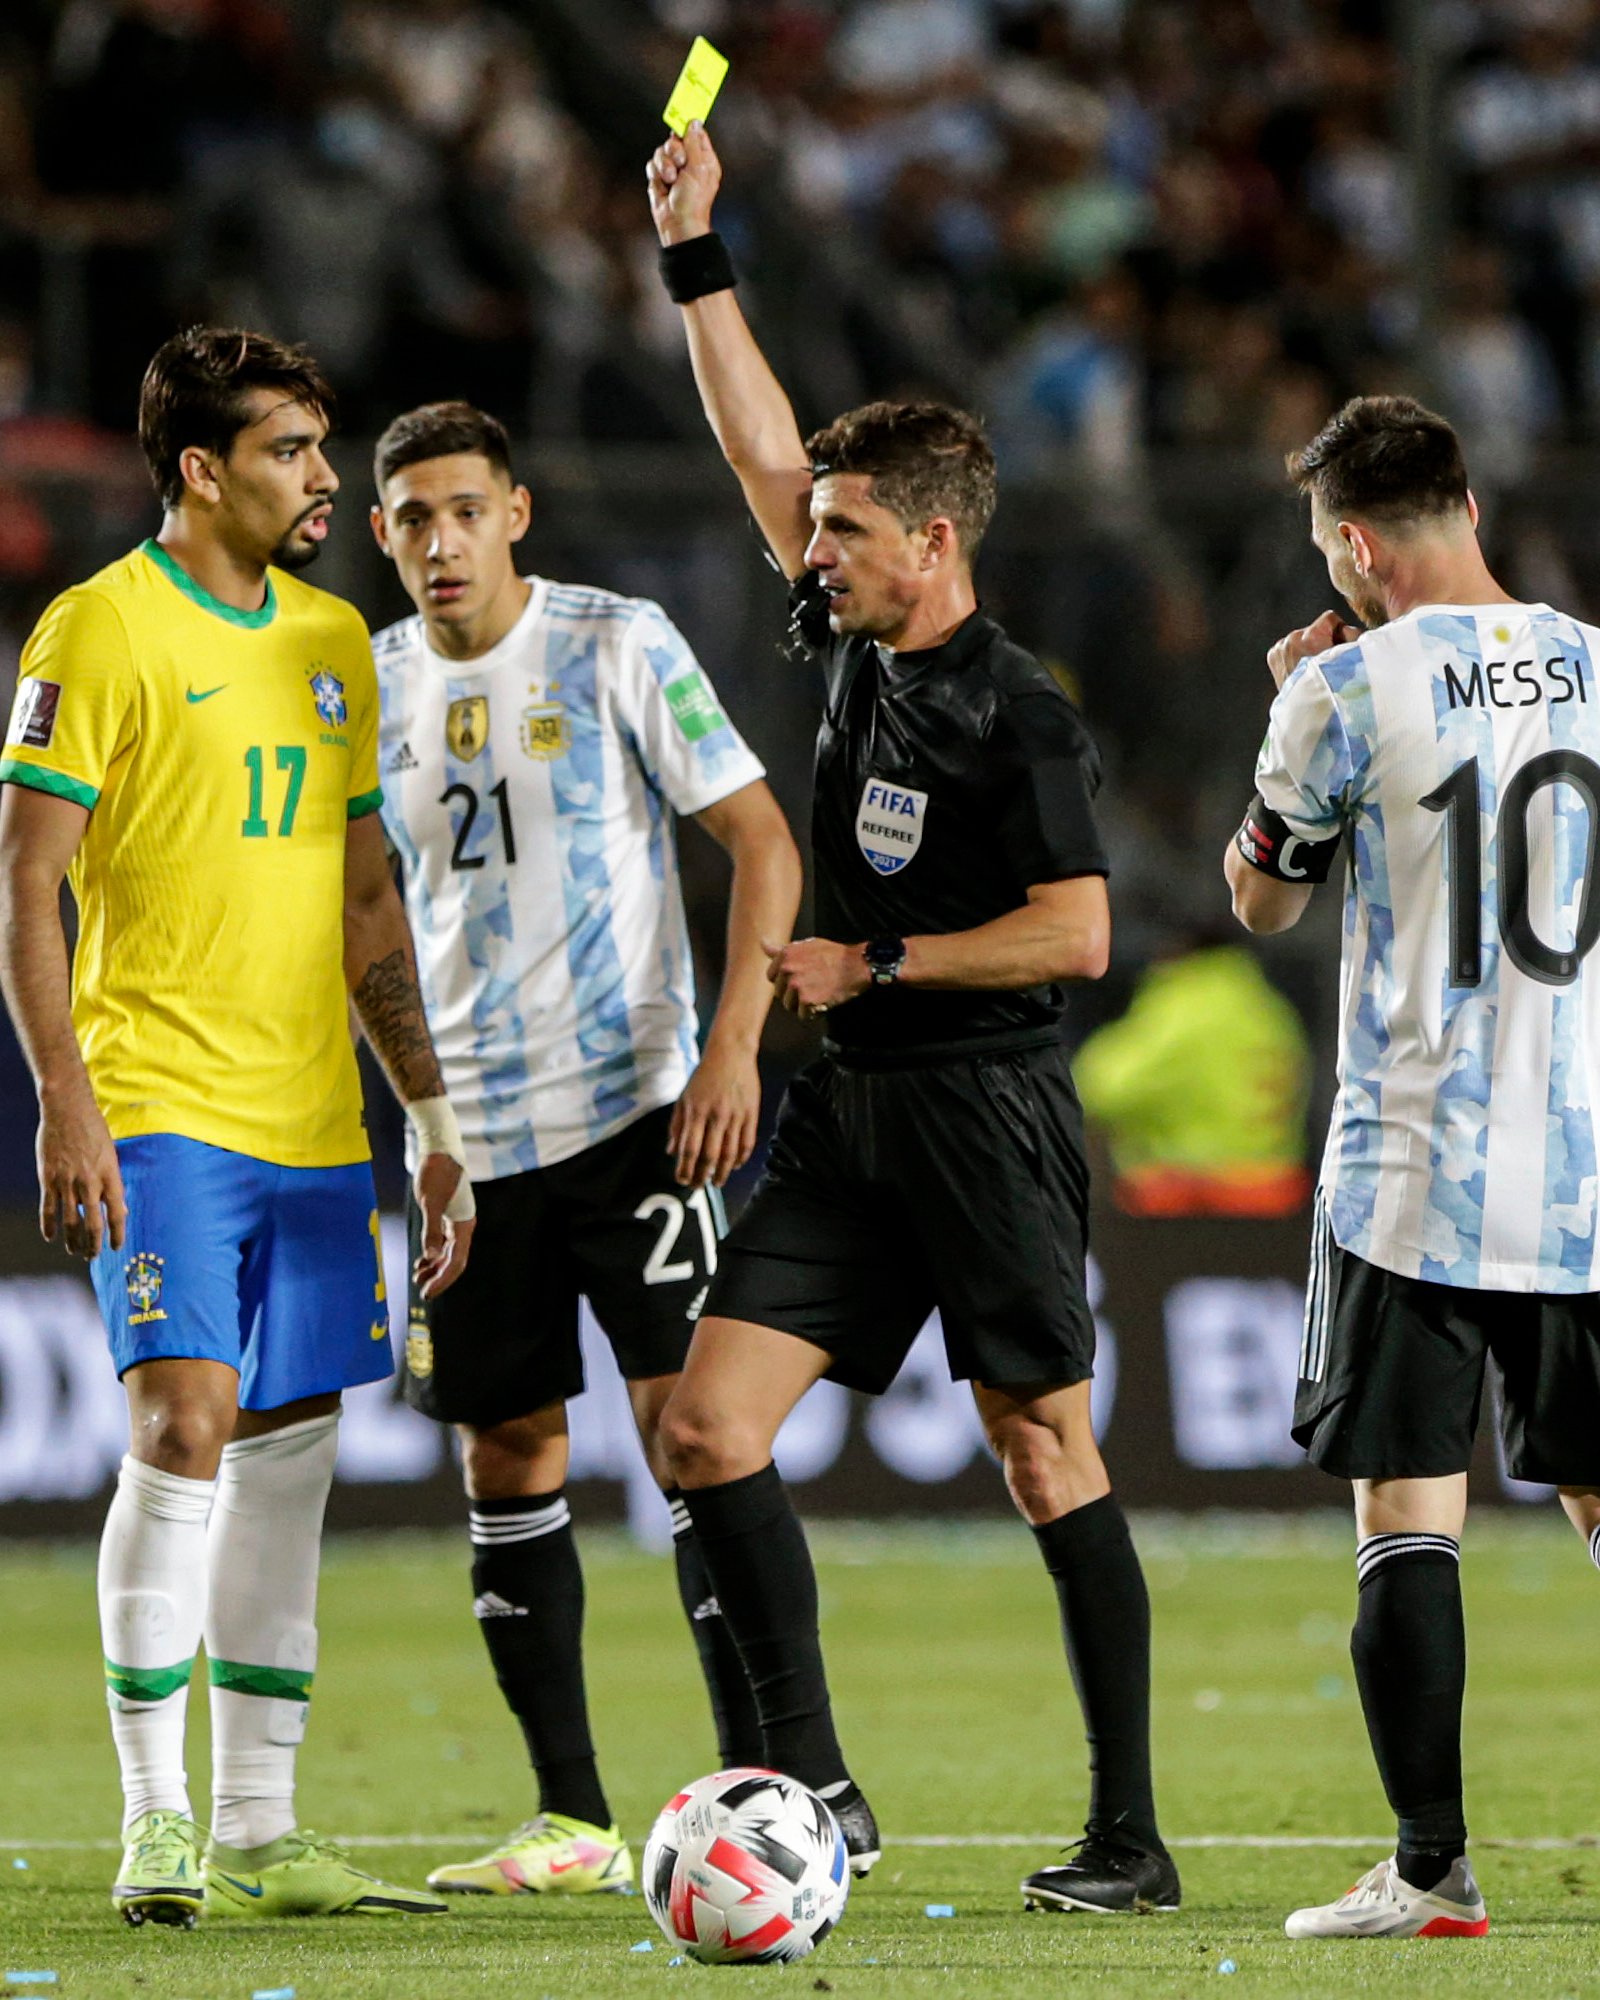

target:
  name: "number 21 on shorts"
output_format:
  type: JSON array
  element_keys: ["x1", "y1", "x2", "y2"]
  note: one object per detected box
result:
[{"x1": 635, "y1": 1186, "x2": 721, "y2": 1284}]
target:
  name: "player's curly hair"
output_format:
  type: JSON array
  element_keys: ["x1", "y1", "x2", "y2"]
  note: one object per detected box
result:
[
  {"x1": 1289, "y1": 395, "x2": 1469, "y2": 524},
  {"x1": 806, "y1": 401, "x2": 998, "y2": 561},
  {"x1": 373, "y1": 401, "x2": 516, "y2": 492},
  {"x1": 138, "y1": 327, "x2": 335, "y2": 511}
]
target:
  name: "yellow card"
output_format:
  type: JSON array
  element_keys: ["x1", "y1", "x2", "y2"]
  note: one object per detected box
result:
[{"x1": 663, "y1": 37, "x2": 729, "y2": 135}]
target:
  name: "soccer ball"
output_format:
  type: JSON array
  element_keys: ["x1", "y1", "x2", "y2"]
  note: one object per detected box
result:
[{"x1": 642, "y1": 1767, "x2": 850, "y2": 1964}]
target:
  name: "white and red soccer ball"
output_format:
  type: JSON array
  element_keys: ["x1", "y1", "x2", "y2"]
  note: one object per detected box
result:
[{"x1": 642, "y1": 1768, "x2": 850, "y2": 1965}]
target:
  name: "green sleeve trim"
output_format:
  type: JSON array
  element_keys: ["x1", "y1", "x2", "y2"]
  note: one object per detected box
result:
[
  {"x1": 347, "y1": 786, "x2": 384, "y2": 820},
  {"x1": 141, "y1": 538, "x2": 277, "y2": 629},
  {"x1": 208, "y1": 1658, "x2": 313, "y2": 1702},
  {"x1": 0, "y1": 758, "x2": 99, "y2": 811},
  {"x1": 105, "y1": 1657, "x2": 195, "y2": 1704}
]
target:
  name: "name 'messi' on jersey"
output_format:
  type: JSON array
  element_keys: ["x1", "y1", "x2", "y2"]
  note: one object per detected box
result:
[
  {"x1": 1257, "y1": 600, "x2": 1600, "y2": 1294},
  {"x1": 373, "y1": 577, "x2": 764, "y2": 1180}
]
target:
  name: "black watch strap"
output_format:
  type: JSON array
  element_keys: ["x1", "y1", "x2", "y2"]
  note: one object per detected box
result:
[{"x1": 864, "y1": 935, "x2": 907, "y2": 986}]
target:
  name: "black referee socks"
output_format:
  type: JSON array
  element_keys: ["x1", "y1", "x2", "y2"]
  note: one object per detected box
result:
[
  {"x1": 1351, "y1": 1532, "x2": 1466, "y2": 1891},
  {"x1": 1032, "y1": 1494, "x2": 1162, "y2": 1852},
  {"x1": 680, "y1": 1464, "x2": 851, "y2": 1791},
  {"x1": 468, "y1": 1491, "x2": 611, "y2": 1830},
  {"x1": 666, "y1": 1488, "x2": 765, "y2": 1768}
]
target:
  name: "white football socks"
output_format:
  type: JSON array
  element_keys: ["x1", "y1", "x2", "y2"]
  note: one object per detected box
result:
[
  {"x1": 205, "y1": 1413, "x2": 339, "y2": 1850},
  {"x1": 98, "y1": 1454, "x2": 215, "y2": 1830}
]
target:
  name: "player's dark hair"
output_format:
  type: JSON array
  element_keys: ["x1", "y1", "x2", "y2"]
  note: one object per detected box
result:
[
  {"x1": 138, "y1": 326, "x2": 335, "y2": 511},
  {"x1": 373, "y1": 401, "x2": 516, "y2": 491},
  {"x1": 806, "y1": 401, "x2": 998, "y2": 560},
  {"x1": 1288, "y1": 395, "x2": 1470, "y2": 525}
]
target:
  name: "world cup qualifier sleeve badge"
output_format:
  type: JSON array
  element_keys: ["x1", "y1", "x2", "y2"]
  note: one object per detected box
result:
[
  {"x1": 855, "y1": 777, "x2": 927, "y2": 875},
  {"x1": 126, "y1": 1253, "x2": 168, "y2": 1326}
]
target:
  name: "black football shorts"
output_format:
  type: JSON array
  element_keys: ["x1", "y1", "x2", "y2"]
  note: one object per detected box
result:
[
  {"x1": 403, "y1": 1104, "x2": 719, "y2": 1428},
  {"x1": 1294, "y1": 1212, "x2": 1600, "y2": 1483},
  {"x1": 704, "y1": 1040, "x2": 1097, "y2": 1395}
]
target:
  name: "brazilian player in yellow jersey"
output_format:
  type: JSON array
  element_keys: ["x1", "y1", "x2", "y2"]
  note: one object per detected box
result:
[{"x1": 0, "y1": 329, "x2": 475, "y2": 1927}]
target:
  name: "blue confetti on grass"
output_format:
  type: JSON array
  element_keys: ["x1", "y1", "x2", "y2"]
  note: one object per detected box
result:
[
  {"x1": 251, "y1": 1987, "x2": 296, "y2": 1999},
  {"x1": 630, "y1": 1940, "x2": 655, "y2": 1953},
  {"x1": 1218, "y1": 1959, "x2": 1238, "y2": 1975},
  {"x1": 924, "y1": 1903, "x2": 955, "y2": 1917},
  {"x1": 6, "y1": 1979, "x2": 59, "y2": 1989},
  {"x1": 10, "y1": 1860, "x2": 27, "y2": 1871}
]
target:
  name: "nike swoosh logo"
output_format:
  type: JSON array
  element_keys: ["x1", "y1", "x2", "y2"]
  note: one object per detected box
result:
[
  {"x1": 186, "y1": 684, "x2": 227, "y2": 704},
  {"x1": 547, "y1": 1858, "x2": 585, "y2": 1874},
  {"x1": 212, "y1": 1870, "x2": 265, "y2": 1897}
]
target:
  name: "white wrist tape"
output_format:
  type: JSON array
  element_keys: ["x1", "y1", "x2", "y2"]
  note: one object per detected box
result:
[{"x1": 406, "y1": 1096, "x2": 476, "y2": 1221}]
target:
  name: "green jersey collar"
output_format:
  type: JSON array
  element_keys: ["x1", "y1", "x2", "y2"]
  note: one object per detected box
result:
[{"x1": 141, "y1": 538, "x2": 277, "y2": 629}]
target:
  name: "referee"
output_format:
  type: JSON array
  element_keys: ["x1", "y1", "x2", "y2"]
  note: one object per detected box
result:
[{"x1": 645, "y1": 124, "x2": 1177, "y2": 1915}]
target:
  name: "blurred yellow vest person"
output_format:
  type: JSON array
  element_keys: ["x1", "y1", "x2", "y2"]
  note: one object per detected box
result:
[{"x1": 0, "y1": 539, "x2": 383, "y2": 1167}]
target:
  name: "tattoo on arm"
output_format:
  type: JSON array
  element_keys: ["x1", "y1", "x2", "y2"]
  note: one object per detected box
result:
[{"x1": 351, "y1": 945, "x2": 445, "y2": 1104}]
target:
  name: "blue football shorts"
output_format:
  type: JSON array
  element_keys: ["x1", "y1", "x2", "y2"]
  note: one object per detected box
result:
[{"x1": 91, "y1": 1133, "x2": 392, "y2": 1411}]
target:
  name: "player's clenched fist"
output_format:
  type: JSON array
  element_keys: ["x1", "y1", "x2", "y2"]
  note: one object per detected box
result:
[
  {"x1": 648, "y1": 121, "x2": 722, "y2": 246},
  {"x1": 1266, "y1": 609, "x2": 1362, "y2": 690}
]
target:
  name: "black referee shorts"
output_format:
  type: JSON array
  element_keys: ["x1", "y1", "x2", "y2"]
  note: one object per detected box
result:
[
  {"x1": 1294, "y1": 1223, "x2": 1600, "y2": 1484},
  {"x1": 704, "y1": 1041, "x2": 1097, "y2": 1396},
  {"x1": 403, "y1": 1105, "x2": 716, "y2": 1429}
]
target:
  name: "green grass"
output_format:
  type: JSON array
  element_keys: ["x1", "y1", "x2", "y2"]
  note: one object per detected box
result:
[{"x1": 2, "y1": 1516, "x2": 1598, "y2": 1998}]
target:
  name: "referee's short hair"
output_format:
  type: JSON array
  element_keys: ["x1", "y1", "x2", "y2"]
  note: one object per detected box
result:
[
  {"x1": 374, "y1": 401, "x2": 516, "y2": 491},
  {"x1": 1288, "y1": 395, "x2": 1469, "y2": 526},
  {"x1": 807, "y1": 401, "x2": 998, "y2": 561},
  {"x1": 139, "y1": 326, "x2": 335, "y2": 512}
]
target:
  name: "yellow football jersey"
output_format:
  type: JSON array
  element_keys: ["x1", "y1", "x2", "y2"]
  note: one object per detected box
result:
[{"x1": 0, "y1": 539, "x2": 383, "y2": 1167}]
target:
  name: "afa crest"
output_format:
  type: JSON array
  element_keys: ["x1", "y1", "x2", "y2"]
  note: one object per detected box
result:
[
  {"x1": 309, "y1": 667, "x2": 347, "y2": 728},
  {"x1": 447, "y1": 695, "x2": 489, "y2": 763},
  {"x1": 520, "y1": 702, "x2": 569, "y2": 761},
  {"x1": 126, "y1": 1252, "x2": 167, "y2": 1325}
]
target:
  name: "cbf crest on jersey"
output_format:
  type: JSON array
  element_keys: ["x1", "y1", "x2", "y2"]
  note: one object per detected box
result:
[
  {"x1": 856, "y1": 777, "x2": 927, "y2": 875},
  {"x1": 520, "y1": 701, "x2": 568, "y2": 761},
  {"x1": 447, "y1": 695, "x2": 489, "y2": 762},
  {"x1": 308, "y1": 666, "x2": 347, "y2": 728},
  {"x1": 126, "y1": 1252, "x2": 167, "y2": 1326}
]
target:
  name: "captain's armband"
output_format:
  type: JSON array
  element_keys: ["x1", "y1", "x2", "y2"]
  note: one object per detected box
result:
[{"x1": 1234, "y1": 794, "x2": 1342, "y2": 883}]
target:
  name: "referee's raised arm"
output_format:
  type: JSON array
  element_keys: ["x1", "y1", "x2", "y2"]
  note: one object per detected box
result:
[{"x1": 647, "y1": 124, "x2": 813, "y2": 578}]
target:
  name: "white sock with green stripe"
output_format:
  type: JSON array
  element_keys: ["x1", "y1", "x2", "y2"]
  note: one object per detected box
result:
[
  {"x1": 98, "y1": 1454, "x2": 215, "y2": 1830},
  {"x1": 206, "y1": 1413, "x2": 340, "y2": 1850}
]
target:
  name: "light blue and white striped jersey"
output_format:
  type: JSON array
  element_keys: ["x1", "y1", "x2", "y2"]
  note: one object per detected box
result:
[
  {"x1": 1259, "y1": 599, "x2": 1600, "y2": 1292},
  {"x1": 374, "y1": 577, "x2": 765, "y2": 1179}
]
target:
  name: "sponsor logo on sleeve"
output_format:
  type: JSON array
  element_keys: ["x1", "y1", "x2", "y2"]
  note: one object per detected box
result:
[
  {"x1": 7, "y1": 679, "x2": 61, "y2": 750},
  {"x1": 855, "y1": 778, "x2": 927, "y2": 875},
  {"x1": 664, "y1": 670, "x2": 727, "y2": 743}
]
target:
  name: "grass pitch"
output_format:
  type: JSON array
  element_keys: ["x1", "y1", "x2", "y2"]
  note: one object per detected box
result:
[{"x1": 2, "y1": 1515, "x2": 1598, "y2": 1999}]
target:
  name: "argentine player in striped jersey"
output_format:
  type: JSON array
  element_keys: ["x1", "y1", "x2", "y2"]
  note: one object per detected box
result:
[
  {"x1": 1226, "y1": 395, "x2": 1600, "y2": 1942},
  {"x1": 367, "y1": 401, "x2": 802, "y2": 1897},
  {"x1": 0, "y1": 330, "x2": 473, "y2": 1926}
]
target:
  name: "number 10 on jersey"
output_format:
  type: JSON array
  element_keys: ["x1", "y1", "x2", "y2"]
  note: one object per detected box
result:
[{"x1": 1422, "y1": 750, "x2": 1600, "y2": 986}]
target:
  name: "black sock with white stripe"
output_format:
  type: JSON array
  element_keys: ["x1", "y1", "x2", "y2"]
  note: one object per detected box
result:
[
  {"x1": 666, "y1": 1488, "x2": 765, "y2": 1767},
  {"x1": 680, "y1": 1465, "x2": 850, "y2": 1790},
  {"x1": 1589, "y1": 1522, "x2": 1600, "y2": 1573},
  {"x1": 469, "y1": 1491, "x2": 610, "y2": 1829},
  {"x1": 1351, "y1": 1531, "x2": 1466, "y2": 1893}
]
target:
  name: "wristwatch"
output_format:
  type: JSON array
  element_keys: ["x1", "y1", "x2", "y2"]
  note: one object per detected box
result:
[{"x1": 864, "y1": 936, "x2": 907, "y2": 987}]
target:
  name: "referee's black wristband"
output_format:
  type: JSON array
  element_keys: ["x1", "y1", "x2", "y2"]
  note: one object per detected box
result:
[{"x1": 660, "y1": 232, "x2": 736, "y2": 304}]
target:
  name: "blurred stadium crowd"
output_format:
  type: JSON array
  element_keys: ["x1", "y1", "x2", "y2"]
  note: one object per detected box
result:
[{"x1": 7, "y1": 0, "x2": 1600, "y2": 1198}]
